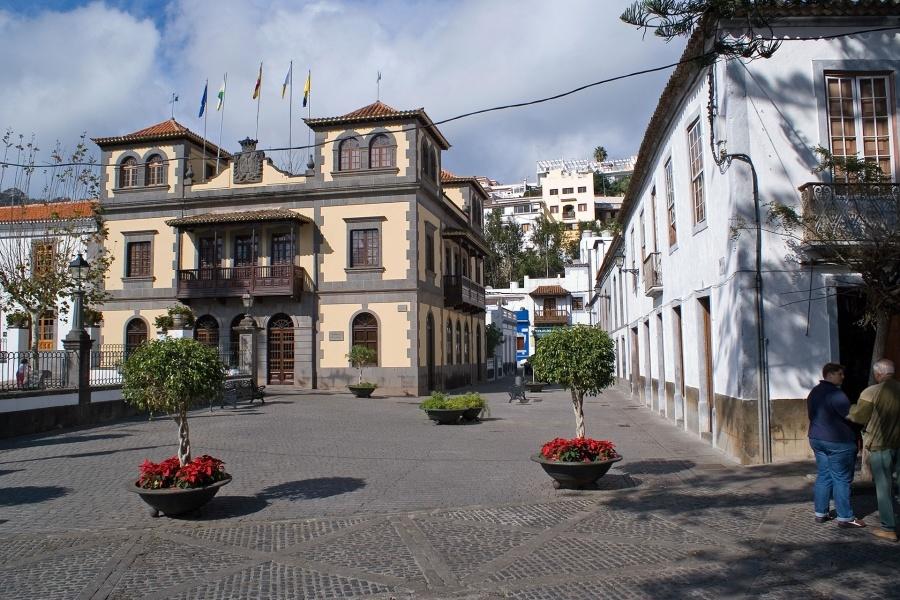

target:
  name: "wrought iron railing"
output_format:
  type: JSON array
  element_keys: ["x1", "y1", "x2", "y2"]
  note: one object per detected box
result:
[
  {"x1": 89, "y1": 346, "x2": 127, "y2": 386},
  {"x1": 534, "y1": 309, "x2": 570, "y2": 325},
  {"x1": 799, "y1": 182, "x2": 899, "y2": 241},
  {"x1": 642, "y1": 252, "x2": 663, "y2": 296},
  {"x1": 176, "y1": 265, "x2": 305, "y2": 299},
  {"x1": 0, "y1": 351, "x2": 73, "y2": 391}
]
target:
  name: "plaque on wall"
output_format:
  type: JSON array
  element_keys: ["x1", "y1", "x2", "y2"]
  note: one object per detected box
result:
[
  {"x1": 329, "y1": 331, "x2": 344, "y2": 341},
  {"x1": 234, "y1": 137, "x2": 264, "y2": 184}
]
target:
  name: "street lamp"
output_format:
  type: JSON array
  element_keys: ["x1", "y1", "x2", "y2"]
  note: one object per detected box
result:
[
  {"x1": 240, "y1": 293, "x2": 255, "y2": 328},
  {"x1": 66, "y1": 253, "x2": 90, "y2": 341},
  {"x1": 614, "y1": 250, "x2": 639, "y2": 275}
]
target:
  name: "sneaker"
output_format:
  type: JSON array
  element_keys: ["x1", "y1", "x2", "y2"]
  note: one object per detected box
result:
[
  {"x1": 815, "y1": 510, "x2": 837, "y2": 523},
  {"x1": 870, "y1": 528, "x2": 898, "y2": 542},
  {"x1": 837, "y1": 518, "x2": 867, "y2": 529}
]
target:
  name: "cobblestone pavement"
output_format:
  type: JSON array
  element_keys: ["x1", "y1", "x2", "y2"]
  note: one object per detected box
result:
[{"x1": 1, "y1": 382, "x2": 898, "y2": 599}]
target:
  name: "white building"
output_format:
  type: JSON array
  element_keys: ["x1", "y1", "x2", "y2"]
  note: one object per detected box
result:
[
  {"x1": 595, "y1": 5, "x2": 900, "y2": 464},
  {"x1": 0, "y1": 201, "x2": 99, "y2": 354},
  {"x1": 485, "y1": 305, "x2": 517, "y2": 379},
  {"x1": 483, "y1": 195, "x2": 548, "y2": 245},
  {"x1": 537, "y1": 158, "x2": 634, "y2": 229}
]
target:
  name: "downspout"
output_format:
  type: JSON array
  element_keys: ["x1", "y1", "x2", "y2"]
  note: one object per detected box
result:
[{"x1": 707, "y1": 65, "x2": 772, "y2": 464}]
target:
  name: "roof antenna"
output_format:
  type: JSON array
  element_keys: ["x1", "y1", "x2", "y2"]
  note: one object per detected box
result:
[
  {"x1": 376, "y1": 71, "x2": 382, "y2": 101},
  {"x1": 169, "y1": 92, "x2": 179, "y2": 120}
]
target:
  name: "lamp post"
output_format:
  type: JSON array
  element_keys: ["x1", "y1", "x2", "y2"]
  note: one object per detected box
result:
[
  {"x1": 63, "y1": 252, "x2": 92, "y2": 406},
  {"x1": 236, "y1": 293, "x2": 260, "y2": 390},
  {"x1": 66, "y1": 253, "x2": 90, "y2": 343}
]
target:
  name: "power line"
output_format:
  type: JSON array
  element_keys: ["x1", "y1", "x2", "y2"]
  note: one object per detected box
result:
[{"x1": 1, "y1": 24, "x2": 898, "y2": 171}]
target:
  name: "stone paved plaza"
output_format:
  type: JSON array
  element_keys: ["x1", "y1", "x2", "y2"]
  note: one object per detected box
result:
[{"x1": 1, "y1": 381, "x2": 898, "y2": 599}]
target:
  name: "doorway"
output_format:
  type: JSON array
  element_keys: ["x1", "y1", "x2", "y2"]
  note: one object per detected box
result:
[
  {"x1": 836, "y1": 288, "x2": 876, "y2": 402},
  {"x1": 426, "y1": 313, "x2": 435, "y2": 391},
  {"x1": 657, "y1": 313, "x2": 667, "y2": 416},
  {"x1": 672, "y1": 305, "x2": 685, "y2": 425},
  {"x1": 698, "y1": 296, "x2": 714, "y2": 435},
  {"x1": 267, "y1": 314, "x2": 294, "y2": 384},
  {"x1": 630, "y1": 326, "x2": 640, "y2": 396}
]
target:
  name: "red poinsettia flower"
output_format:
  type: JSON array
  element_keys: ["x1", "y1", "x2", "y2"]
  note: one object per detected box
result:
[{"x1": 539, "y1": 437, "x2": 618, "y2": 463}]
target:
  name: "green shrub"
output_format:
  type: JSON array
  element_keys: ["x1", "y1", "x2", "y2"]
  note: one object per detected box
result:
[
  {"x1": 419, "y1": 392, "x2": 449, "y2": 410},
  {"x1": 5, "y1": 311, "x2": 29, "y2": 328}
]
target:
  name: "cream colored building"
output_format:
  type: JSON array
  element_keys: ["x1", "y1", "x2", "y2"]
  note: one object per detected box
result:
[
  {"x1": 537, "y1": 160, "x2": 596, "y2": 228},
  {"x1": 92, "y1": 101, "x2": 488, "y2": 395}
]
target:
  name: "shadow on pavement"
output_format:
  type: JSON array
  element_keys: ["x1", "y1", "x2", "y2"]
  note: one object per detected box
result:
[
  {"x1": 619, "y1": 459, "x2": 696, "y2": 475},
  {"x1": 0, "y1": 469, "x2": 24, "y2": 477},
  {"x1": 176, "y1": 495, "x2": 269, "y2": 520},
  {"x1": 0, "y1": 432, "x2": 131, "y2": 450},
  {"x1": 1, "y1": 444, "x2": 169, "y2": 465},
  {"x1": 260, "y1": 477, "x2": 366, "y2": 501},
  {"x1": 0, "y1": 485, "x2": 69, "y2": 506}
]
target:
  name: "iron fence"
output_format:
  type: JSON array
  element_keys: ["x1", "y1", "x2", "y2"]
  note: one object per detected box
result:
[
  {"x1": 89, "y1": 346, "x2": 127, "y2": 386},
  {"x1": 0, "y1": 350, "x2": 73, "y2": 391}
]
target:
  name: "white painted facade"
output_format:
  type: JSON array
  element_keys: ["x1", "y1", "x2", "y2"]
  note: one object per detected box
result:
[
  {"x1": 595, "y1": 13, "x2": 900, "y2": 464},
  {"x1": 483, "y1": 196, "x2": 548, "y2": 246},
  {"x1": 486, "y1": 305, "x2": 517, "y2": 378}
]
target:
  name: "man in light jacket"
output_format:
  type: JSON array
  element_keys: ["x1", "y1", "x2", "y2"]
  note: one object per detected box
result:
[{"x1": 849, "y1": 359, "x2": 900, "y2": 542}]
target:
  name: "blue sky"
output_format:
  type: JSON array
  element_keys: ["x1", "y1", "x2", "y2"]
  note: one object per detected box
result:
[{"x1": 0, "y1": 0, "x2": 685, "y2": 187}]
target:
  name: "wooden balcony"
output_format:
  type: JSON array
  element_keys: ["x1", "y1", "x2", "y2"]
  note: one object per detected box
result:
[
  {"x1": 799, "y1": 182, "x2": 898, "y2": 243},
  {"x1": 176, "y1": 265, "x2": 304, "y2": 300},
  {"x1": 443, "y1": 274, "x2": 486, "y2": 313},
  {"x1": 534, "y1": 309, "x2": 570, "y2": 326},
  {"x1": 643, "y1": 252, "x2": 663, "y2": 297}
]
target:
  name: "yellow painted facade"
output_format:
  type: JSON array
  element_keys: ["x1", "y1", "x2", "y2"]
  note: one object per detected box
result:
[
  {"x1": 105, "y1": 145, "x2": 178, "y2": 199},
  {"x1": 104, "y1": 217, "x2": 176, "y2": 292},
  {"x1": 319, "y1": 202, "x2": 409, "y2": 282},
  {"x1": 320, "y1": 302, "x2": 412, "y2": 369},
  {"x1": 320, "y1": 125, "x2": 411, "y2": 183}
]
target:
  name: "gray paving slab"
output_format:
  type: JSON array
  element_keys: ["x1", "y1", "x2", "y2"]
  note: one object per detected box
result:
[{"x1": 0, "y1": 380, "x2": 897, "y2": 599}]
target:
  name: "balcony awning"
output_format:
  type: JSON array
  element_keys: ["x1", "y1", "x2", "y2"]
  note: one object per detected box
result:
[
  {"x1": 166, "y1": 208, "x2": 311, "y2": 228},
  {"x1": 530, "y1": 285, "x2": 570, "y2": 297},
  {"x1": 442, "y1": 228, "x2": 491, "y2": 256}
]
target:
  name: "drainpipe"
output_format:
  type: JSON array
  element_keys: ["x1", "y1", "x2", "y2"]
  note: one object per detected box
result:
[{"x1": 707, "y1": 67, "x2": 772, "y2": 464}]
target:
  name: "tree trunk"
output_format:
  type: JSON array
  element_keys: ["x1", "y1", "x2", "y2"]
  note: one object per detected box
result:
[
  {"x1": 572, "y1": 389, "x2": 586, "y2": 438},
  {"x1": 857, "y1": 310, "x2": 890, "y2": 483},
  {"x1": 176, "y1": 410, "x2": 191, "y2": 466}
]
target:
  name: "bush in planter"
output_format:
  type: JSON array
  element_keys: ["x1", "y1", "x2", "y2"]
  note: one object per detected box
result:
[
  {"x1": 122, "y1": 338, "x2": 225, "y2": 474},
  {"x1": 540, "y1": 437, "x2": 618, "y2": 463},
  {"x1": 5, "y1": 310, "x2": 29, "y2": 328},
  {"x1": 346, "y1": 344, "x2": 377, "y2": 387},
  {"x1": 530, "y1": 325, "x2": 615, "y2": 439},
  {"x1": 138, "y1": 455, "x2": 229, "y2": 489},
  {"x1": 154, "y1": 305, "x2": 196, "y2": 333},
  {"x1": 419, "y1": 392, "x2": 450, "y2": 410}
]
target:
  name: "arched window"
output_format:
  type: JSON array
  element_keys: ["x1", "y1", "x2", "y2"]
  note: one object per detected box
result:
[
  {"x1": 446, "y1": 319, "x2": 453, "y2": 365},
  {"x1": 146, "y1": 154, "x2": 166, "y2": 186},
  {"x1": 464, "y1": 323, "x2": 470, "y2": 364},
  {"x1": 431, "y1": 148, "x2": 439, "y2": 181},
  {"x1": 194, "y1": 315, "x2": 219, "y2": 348},
  {"x1": 125, "y1": 319, "x2": 147, "y2": 356},
  {"x1": 351, "y1": 312, "x2": 378, "y2": 361},
  {"x1": 339, "y1": 138, "x2": 361, "y2": 171},
  {"x1": 455, "y1": 320, "x2": 462, "y2": 364},
  {"x1": 120, "y1": 157, "x2": 138, "y2": 188},
  {"x1": 369, "y1": 134, "x2": 395, "y2": 168}
]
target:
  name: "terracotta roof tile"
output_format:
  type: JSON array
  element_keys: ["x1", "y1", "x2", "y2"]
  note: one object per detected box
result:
[
  {"x1": 530, "y1": 285, "x2": 570, "y2": 297},
  {"x1": 341, "y1": 101, "x2": 402, "y2": 119},
  {"x1": 166, "y1": 208, "x2": 311, "y2": 228},
  {"x1": 92, "y1": 119, "x2": 231, "y2": 158},
  {"x1": 0, "y1": 200, "x2": 96, "y2": 224}
]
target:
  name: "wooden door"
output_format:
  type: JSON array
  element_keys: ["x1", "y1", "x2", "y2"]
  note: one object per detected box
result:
[
  {"x1": 267, "y1": 315, "x2": 294, "y2": 384},
  {"x1": 426, "y1": 314, "x2": 435, "y2": 391},
  {"x1": 37, "y1": 313, "x2": 55, "y2": 351},
  {"x1": 699, "y1": 297, "x2": 714, "y2": 433}
]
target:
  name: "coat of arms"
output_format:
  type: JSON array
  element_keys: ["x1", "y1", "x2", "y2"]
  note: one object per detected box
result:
[{"x1": 234, "y1": 137, "x2": 264, "y2": 184}]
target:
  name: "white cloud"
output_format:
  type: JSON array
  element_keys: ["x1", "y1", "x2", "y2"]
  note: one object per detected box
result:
[{"x1": 0, "y1": 0, "x2": 685, "y2": 184}]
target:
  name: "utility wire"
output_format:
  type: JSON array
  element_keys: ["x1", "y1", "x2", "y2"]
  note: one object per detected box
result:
[{"x1": 2, "y1": 23, "x2": 899, "y2": 171}]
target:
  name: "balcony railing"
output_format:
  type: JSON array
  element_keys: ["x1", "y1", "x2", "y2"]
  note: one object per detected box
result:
[
  {"x1": 562, "y1": 211, "x2": 576, "y2": 220},
  {"x1": 176, "y1": 265, "x2": 304, "y2": 300},
  {"x1": 443, "y1": 274, "x2": 486, "y2": 313},
  {"x1": 799, "y1": 182, "x2": 899, "y2": 242},
  {"x1": 643, "y1": 252, "x2": 663, "y2": 297},
  {"x1": 534, "y1": 309, "x2": 570, "y2": 325}
]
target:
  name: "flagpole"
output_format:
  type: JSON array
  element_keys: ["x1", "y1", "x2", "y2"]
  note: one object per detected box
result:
[
  {"x1": 216, "y1": 73, "x2": 227, "y2": 176},
  {"x1": 307, "y1": 70, "x2": 312, "y2": 166},
  {"x1": 255, "y1": 62, "x2": 262, "y2": 141},
  {"x1": 202, "y1": 79, "x2": 208, "y2": 182},
  {"x1": 288, "y1": 60, "x2": 293, "y2": 172}
]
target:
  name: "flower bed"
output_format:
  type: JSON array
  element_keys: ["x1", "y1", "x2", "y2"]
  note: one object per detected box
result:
[
  {"x1": 137, "y1": 455, "x2": 229, "y2": 489},
  {"x1": 539, "y1": 437, "x2": 618, "y2": 463}
]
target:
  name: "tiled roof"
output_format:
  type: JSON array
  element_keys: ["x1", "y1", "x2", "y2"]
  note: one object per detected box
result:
[
  {"x1": 440, "y1": 170, "x2": 490, "y2": 198},
  {"x1": 166, "y1": 208, "x2": 311, "y2": 228},
  {"x1": 92, "y1": 119, "x2": 232, "y2": 158},
  {"x1": 304, "y1": 102, "x2": 451, "y2": 149},
  {"x1": 0, "y1": 200, "x2": 97, "y2": 224},
  {"x1": 530, "y1": 285, "x2": 569, "y2": 297},
  {"x1": 598, "y1": 2, "x2": 900, "y2": 280}
]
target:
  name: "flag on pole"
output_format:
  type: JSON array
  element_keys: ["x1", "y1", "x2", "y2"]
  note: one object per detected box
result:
[
  {"x1": 216, "y1": 78, "x2": 226, "y2": 111},
  {"x1": 252, "y1": 63, "x2": 263, "y2": 99},
  {"x1": 302, "y1": 71, "x2": 311, "y2": 107},
  {"x1": 377, "y1": 71, "x2": 382, "y2": 84},
  {"x1": 198, "y1": 82, "x2": 208, "y2": 118},
  {"x1": 281, "y1": 63, "x2": 292, "y2": 99}
]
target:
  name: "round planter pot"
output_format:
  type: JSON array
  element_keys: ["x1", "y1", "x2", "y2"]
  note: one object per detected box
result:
[
  {"x1": 424, "y1": 408, "x2": 466, "y2": 424},
  {"x1": 530, "y1": 455, "x2": 622, "y2": 489},
  {"x1": 461, "y1": 407, "x2": 483, "y2": 422},
  {"x1": 525, "y1": 382, "x2": 546, "y2": 393},
  {"x1": 127, "y1": 477, "x2": 232, "y2": 517},
  {"x1": 348, "y1": 385, "x2": 376, "y2": 398}
]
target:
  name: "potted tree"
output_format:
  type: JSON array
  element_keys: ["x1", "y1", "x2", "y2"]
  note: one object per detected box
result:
[
  {"x1": 524, "y1": 359, "x2": 547, "y2": 393},
  {"x1": 121, "y1": 338, "x2": 230, "y2": 517},
  {"x1": 346, "y1": 344, "x2": 378, "y2": 398},
  {"x1": 529, "y1": 325, "x2": 621, "y2": 489}
]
